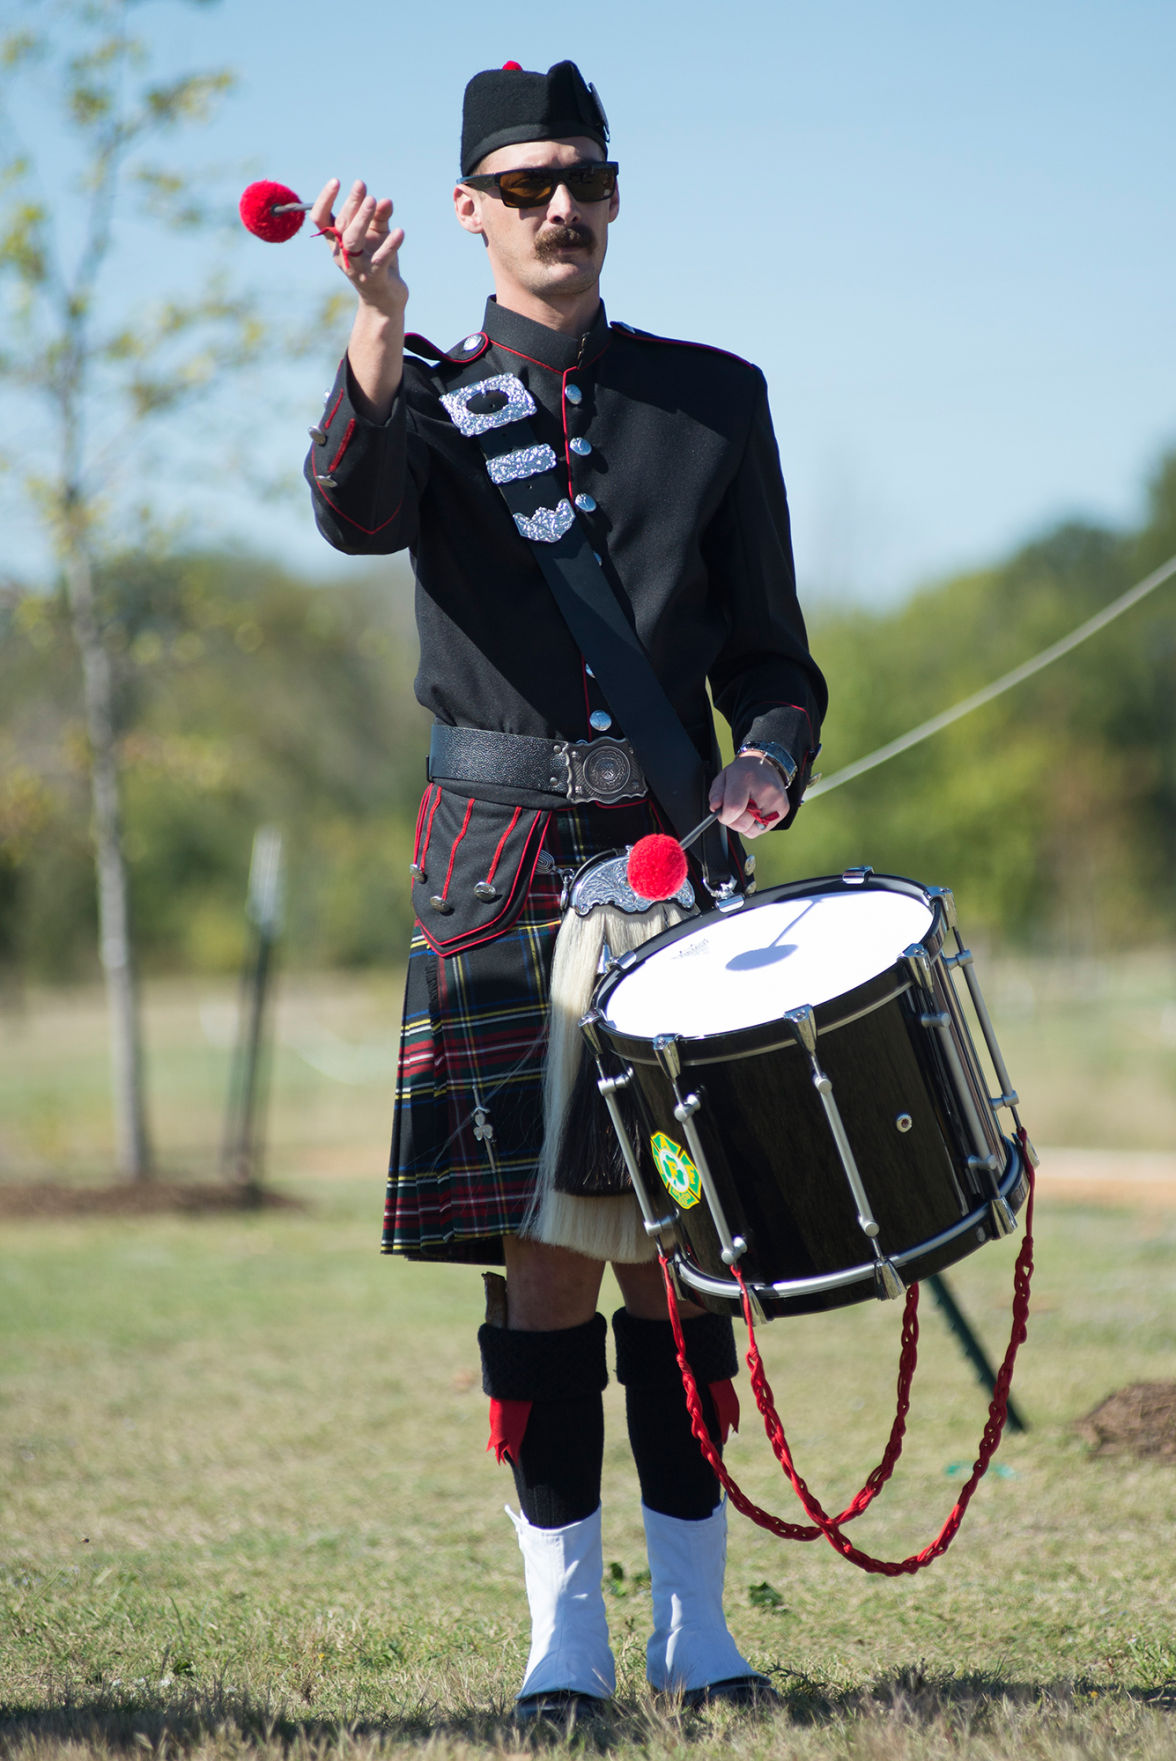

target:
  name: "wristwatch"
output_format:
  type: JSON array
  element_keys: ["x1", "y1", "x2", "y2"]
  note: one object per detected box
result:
[{"x1": 738, "y1": 741, "x2": 798, "y2": 790}]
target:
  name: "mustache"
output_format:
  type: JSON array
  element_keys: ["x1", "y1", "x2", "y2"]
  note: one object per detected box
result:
[{"x1": 534, "y1": 223, "x2": 595, "y2": 259}]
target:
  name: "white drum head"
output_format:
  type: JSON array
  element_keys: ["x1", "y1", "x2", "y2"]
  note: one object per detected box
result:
[{"x1": 601, "y1": 886, "x2": 935, "y2": 1040}]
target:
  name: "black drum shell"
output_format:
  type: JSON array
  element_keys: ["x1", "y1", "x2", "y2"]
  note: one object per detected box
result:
[{"x1": 590, "y1": 874, "x2": 1026, "y2": 1318}]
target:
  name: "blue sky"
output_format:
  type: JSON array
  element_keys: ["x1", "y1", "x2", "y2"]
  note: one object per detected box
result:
[{"x1": 5, "y1": 0, "x2": 1174, "y2": 604}]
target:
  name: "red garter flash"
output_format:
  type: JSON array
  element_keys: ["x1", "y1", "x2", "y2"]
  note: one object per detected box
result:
[
  {"x1": 487, "y1": 1397, "x2": 532, "y2": 1466},
  {"x1": 709, "y1": 1377, "x2": 741, "y2": 1446}
]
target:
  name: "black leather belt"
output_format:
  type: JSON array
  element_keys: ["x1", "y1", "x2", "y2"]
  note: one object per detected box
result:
[{"x1": 428, "y1": 725, "x2": 647, "y2": 805}]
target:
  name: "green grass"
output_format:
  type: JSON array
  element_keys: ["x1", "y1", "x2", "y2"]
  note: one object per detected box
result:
[{"x1": 2, "y1": 1178, "x2": 1174, "y2": 1758}]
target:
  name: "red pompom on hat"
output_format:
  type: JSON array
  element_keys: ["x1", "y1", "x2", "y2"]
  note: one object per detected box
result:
[
  {"x1": 627, "y1": 833, "x2": 688, "y2": 903},
  {"x1": 238, "y1": 181, "x2": 307, "y2": 243},
  {"x1": 502, "y1": 60, "x2": 522, "y2": 70}
]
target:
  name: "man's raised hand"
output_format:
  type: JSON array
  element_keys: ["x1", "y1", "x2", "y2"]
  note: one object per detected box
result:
[
  {"x1": 311, "y1": 177, "x2": 408, "y2": 318},
  {"x1": 312, "y1": 177, "x2": 408, "y2": 421}
]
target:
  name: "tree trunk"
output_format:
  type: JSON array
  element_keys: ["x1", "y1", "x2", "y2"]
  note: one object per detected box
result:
[{"x1": 64, "y1": 541, "x2": 153, "y2": 1180}]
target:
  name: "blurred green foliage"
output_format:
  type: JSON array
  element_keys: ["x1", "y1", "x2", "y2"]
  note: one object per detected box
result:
[
  {"x1": 2, "y1": 451, "x2": 1174, "y2": 981},
  {"x1": 765, "y1": 451, "x2": 1176, "y2": 951},
  {"x1": 0, "y1": 551, "x2": 430, "y2": 979}
]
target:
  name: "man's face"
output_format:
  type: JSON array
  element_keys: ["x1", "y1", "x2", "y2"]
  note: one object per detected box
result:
[{"x1": 454, "y1": 136, "x2": 620, "y2": 306}]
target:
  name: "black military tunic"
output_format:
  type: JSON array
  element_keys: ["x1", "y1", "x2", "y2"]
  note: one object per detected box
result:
[{"x1": 305, "y1": 295, "x2": 827, "y2": 1263}]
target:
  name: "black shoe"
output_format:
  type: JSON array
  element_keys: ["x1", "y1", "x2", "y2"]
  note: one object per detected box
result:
[
  {"x1": 679, "y1": 1673, "x2": 778, "y2": 1710},
  {"x1": 514, "y1": 1688, "x2": 611, "y2": 1727}
]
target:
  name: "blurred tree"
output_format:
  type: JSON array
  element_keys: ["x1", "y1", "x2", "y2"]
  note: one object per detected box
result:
[
  {"x1": 0, "y1": 0, "x2": 291, "y2": 1176},
  {"x1": 0, "y1": 553, "x2": 429, "y2": 981},
  {"x1": 773, "y1": 468, "x2": 1176, "y2": 949}
]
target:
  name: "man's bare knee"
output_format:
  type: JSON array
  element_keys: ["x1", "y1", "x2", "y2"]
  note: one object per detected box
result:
[
  {"x1": 612, "y1": 1257, "x2": 707, "y2": 1321},
  {"x1": 503, "y1": 1235, "x2": 605, "y2": 1330}
]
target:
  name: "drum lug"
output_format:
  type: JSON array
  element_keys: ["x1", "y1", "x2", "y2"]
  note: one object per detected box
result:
[
  {"x1": 873, "y1": 1255, "x2": 905, "y2": 1301},
  {"x1": 842, "y1": 865, "x2": 874, "y2": 885},
  {"x1": 987, "y1": 1195, "x2": 1018, "y2": 1238},
  {"x1": 743, "y1": 1279, "x2": 769, "y2": 1324},
  {"x1": 904, "y1": 944, "x2": 935, "y2": 993},
  {"x1": 926, "y1": 884, "x2": 958, "y2": 931},
  {"x1": 783, "y1": 1004, "x2": 818, "y2": 1056},
  {"x1": 662, "y1": 1254, "x2": 689, "y2": 1306},
  {"x1": 652, "y1": 1033, "x2": 682, "y2": 1083}
]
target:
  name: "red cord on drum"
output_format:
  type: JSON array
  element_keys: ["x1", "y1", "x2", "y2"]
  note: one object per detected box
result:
[{"x1": 661, "y1": 1133, "x2": 1035, "y2": 1575}]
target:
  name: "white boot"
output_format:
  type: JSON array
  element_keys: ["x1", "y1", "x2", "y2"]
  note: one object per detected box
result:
[
  {"x1": 507, "y1": 1505, "x2": 616, "y2": 1704},
  {"x1": 642, "y1": 1499, "x2": 764, "y2": 1698}
]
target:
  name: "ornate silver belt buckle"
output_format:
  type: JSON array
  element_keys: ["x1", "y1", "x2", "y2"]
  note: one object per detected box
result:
[{"x1": 561, "y1": 737, "x2": 646, "y2": 804}]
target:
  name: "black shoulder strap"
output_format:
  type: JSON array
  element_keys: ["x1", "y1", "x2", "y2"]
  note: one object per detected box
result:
[{"x1": 435, "y1": 366, "x2": 733, "y2": 894}]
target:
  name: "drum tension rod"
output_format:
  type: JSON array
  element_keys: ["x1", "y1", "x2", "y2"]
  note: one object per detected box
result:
[
  {"x1": 598, "y1": 1070, "x2": 679, "y2": 1245},
  {"x1": 906, "y1": 943, "x2": 1001, "y2": 1171},
  {"x1": 942, "y1": 944, "x2": 1022, "y2": 1115},
  {"x1": 652, "y1": 1034, "x2": 749, "y2": 1269},
  {"x1": 906, "y1": 923, "x2": 1023, "y2": 1240},
  {"x1": 581, "y1": 1012, "x2": 679, "y2": 1249},
  {"x1": 784, "y1": 1006, "x2": 904, "y2": 1301}
]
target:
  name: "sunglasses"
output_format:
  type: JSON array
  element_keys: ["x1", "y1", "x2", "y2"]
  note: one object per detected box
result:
[{"x1": 461, "y1": 161, "x2": 619, "y2": 209}]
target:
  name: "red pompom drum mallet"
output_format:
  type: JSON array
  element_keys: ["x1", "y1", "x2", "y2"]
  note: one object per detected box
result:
[
  {"x1": 627, "y1": 831, "x2": 692, "y2": 903},
  {"x1": 627, "y1": 797, "x2": 780, "y2": 903},
  {"x1": 239, "y1": 180, "x2": 369, "y2": 270},
  {"x1": 239, "y1": 180, "x2": 312, "y2": 243},
  {"x1": 628, "y1": 811, "x2": 721, "y2": 903}
]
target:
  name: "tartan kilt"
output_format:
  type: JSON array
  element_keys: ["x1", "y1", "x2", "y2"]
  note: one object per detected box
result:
[{"x1": 382, "y1": 797, "x2": 659, "y2": 1263}]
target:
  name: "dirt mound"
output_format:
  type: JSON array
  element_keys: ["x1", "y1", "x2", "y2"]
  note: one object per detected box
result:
[
  {"x1": 0, "y1": 1179, "x2": 300, "y2": 1219},
  {"x1": 1075, "y1": 1382, "x2": 1176, "y2": 1461}
]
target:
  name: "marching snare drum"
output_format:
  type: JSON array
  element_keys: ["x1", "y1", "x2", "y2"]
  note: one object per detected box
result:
[{"x1": 584, "y1": 871, "x2": 1030, "y2": 1318}]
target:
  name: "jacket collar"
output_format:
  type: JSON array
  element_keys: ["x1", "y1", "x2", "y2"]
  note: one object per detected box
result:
[{"x1": 482, "y1": 296, "x2": 611, "y2": 372}]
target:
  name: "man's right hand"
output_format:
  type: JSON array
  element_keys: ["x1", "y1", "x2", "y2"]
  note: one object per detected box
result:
[
  {"x1": 312, "y1": 177, "x2": 408, "y2": 419},
  {"x1": 311, "y1": 177, "x2": 407, "y2": 312}
]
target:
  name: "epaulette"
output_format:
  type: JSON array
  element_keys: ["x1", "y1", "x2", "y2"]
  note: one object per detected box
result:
[
  {"x1": 608, "y1": 320, "x2": 756, "y2": 371},
  {"x1": 405, "y1": 329, "x2": 492, "y2": 367}
]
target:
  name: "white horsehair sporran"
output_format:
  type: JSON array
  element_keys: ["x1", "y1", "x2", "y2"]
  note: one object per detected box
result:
[{"x1": 525, "y1": 849, "x2": 695, "y2": 1262}]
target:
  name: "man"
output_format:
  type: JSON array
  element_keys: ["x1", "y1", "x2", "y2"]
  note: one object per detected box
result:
[{"x1": 305, "y1": 60, "x2": 826, "y2": 1720}]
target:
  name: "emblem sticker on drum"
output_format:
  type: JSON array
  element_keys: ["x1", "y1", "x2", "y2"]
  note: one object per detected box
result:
[{"x1": 651, "y1": 1132, "x2": 702, "y2": 1209}]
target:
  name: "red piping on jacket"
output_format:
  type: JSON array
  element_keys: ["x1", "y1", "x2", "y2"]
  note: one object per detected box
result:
[
  {"x1": 485, "y1": 806, "x2": 523, "y2": 887},
  {"x1": 438, "y1": 798, "x2": 476, "y2": 902},
  {"x1": 418, "y1": 785, "x2": 443, "y2": 872}
]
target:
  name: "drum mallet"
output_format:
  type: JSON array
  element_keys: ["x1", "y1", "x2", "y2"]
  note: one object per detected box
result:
[
  {"x1": 239, "y1": 181, "x2": 368, "y2": 270},
  {"x1": 627, "y1": 805, "x2": 774, "y2": 902}
]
